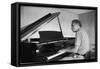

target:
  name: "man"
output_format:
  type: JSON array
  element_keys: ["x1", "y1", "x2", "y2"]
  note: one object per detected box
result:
[{"x1": 59, "y1": 19, "x2": 90, "y2": 60}]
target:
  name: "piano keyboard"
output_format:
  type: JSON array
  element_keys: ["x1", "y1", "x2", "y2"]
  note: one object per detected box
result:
[{"x1": 47, "y1": 49, "x2": 68, "y2": 60}]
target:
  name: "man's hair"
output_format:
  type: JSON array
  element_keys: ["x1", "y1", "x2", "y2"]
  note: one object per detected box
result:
[{"x1": 72, "y1": 19, "x2": 82, "y2": 27}]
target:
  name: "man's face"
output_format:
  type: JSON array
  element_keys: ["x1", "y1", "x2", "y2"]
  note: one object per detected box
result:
[{"x1": 71, "y1": 23, "x2": 80, "y2": 32}]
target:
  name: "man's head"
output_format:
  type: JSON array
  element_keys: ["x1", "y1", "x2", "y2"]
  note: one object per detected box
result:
[{"x1": 71, "y1": 19, "x2": 82, "y2": 32}]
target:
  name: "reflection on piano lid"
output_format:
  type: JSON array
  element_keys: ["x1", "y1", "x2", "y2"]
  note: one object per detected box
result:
[{"x1": 21, "y1": 12, "x2": 61, "y2": 41}]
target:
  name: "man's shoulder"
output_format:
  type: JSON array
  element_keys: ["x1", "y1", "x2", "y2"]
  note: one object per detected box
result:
[
  {"x1": 78, "y1": 28, "x2": 89, "y2": 39},
  {"x1": 77, "y1": 28, "x2": 87, "y2": 37},
  {"x1": 79, "y1": 28, "x2": 87, "y2": 33}
]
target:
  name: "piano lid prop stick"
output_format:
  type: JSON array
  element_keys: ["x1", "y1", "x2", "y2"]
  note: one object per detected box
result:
[{"x1": 57, "y1": 16, "x2": 63, "y2": 37}]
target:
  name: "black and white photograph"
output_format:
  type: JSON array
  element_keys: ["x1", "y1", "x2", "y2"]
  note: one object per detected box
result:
[{"x1": 11, "y1": 2, "x2": 97, "y2": 66}]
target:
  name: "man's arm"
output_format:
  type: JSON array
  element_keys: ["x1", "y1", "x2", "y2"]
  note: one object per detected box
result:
[
  {"x1": 73, "y1": 32, "x2": 81, "y2": 53},
  {"x1": 58, "y1": 32, "x2": 81, "y2": 53}
]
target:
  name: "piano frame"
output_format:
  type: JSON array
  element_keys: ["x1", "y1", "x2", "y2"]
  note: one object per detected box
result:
[{"x1": 11, "y1": 2, "x2": 98, "y2": 67}]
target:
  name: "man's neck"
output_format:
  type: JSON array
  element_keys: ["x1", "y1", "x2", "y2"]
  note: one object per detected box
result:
[{"x1": 76, "y1": 28, "x2": 81, "y2": 32}]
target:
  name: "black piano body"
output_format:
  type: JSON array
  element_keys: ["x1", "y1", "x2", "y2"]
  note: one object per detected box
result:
[
  {"x1": 20, "y1": 38, "x2": 75, "y2": 63},
  {"x1": 20, "y1": 12, "x2": 75, "y2": 63}
]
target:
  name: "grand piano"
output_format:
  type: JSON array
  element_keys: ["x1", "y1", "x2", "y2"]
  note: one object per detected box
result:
[{"x1": 20, "y1": 12, "x2": 75, "y2": 63}]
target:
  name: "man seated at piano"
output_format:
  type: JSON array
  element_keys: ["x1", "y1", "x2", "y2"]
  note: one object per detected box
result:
[{"x1": 58, "y1": 19, "x2": 90, "y2": 60}]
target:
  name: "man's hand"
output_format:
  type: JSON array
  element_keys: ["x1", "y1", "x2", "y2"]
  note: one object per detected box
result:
[
  {"x1": 58, "y1": 48, "x2": 77, "y2": 53},
  {"x1": 58, "y1": 49, "x2": 67, "y2": 53},
  {"x1": 58, "y1": 48, "x2": 72, "y2": 53}
]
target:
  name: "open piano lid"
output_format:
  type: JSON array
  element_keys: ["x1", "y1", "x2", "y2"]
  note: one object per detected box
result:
[{"x1": 21, "y1": 12, "x2": 60, "y2": 41}]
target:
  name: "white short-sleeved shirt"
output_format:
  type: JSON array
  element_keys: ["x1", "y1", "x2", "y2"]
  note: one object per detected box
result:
[{"x1": 75, "y1": 28, "x2": 90, "y2": 55}]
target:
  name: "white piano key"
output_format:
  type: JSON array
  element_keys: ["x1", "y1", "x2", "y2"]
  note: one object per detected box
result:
[{"x1": 47, "y1": 49, "x2": 67, "y2": 60}]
